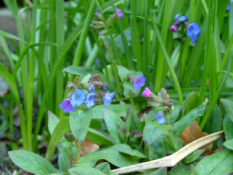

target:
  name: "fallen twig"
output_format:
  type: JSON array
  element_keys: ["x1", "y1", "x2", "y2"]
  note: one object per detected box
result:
[{"x1": 113, "y1": 131, "x2": 224, "y2": 174}]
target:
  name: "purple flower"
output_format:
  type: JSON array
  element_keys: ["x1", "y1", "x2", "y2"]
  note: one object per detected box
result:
[
  {"x1": 170, "y1": 24, "x2": 178, "y2": 32},
  {"x1": 59, "y1": 98, "x2": 76, "y2": 113},
  {"x1": 116, "y1": 9, "x2": 123, "y2": 19},
  {"x1": 88, "y1": 85, "x2": 95, "y2": 93},
  {"x1": 187, "y1": 23, "x2": 201, "y2": 44},
  {"x1": 85, "y1": 93, "x2": 96, "y2": 108},
  {"x1": 227, "y1": 2, "x2": 230, "y2": 11},
  {"x1": 155, "y1": 112, "x2": 166, "y2": 125},
  {"x1": 134, "y1": 76, "x2": 146, "y2": 90},
  {"x1": 142, "y1": 87, "x2": 152, "y2": 97},
  {"x1": 103, "y1": 92, "x2": 115, "y2": 107},
  {"x1": 71, "y1": 89, "x2": 86, "y2": 107}
]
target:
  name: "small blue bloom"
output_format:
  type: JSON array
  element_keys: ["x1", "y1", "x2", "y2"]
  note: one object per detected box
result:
[
  {"x1": 71, "y1": 89, "x2": 86, "y2": 107},
  {"x1": 85, "y1": 93, "x2": 96, "y2": 108},
  {"x1": 187, "y1": 23, "x2": 201, "y2": 44},
  {"x1": 102, "y1": 84, "x2": 108, "y2": 92},
  {"x1": 134, "y1": 76, "x2": 146, "y2": 90},
  {"x1": 59, "y1": 98, "x2": 76, "y2": 113},
  {"x1": 95, "y1": 9, "x2": 100, "y2": 15},
  {"x1": 227, "y1": 2, "x2": 230, "y2": 11},
  {"x1": 155, "y1": 112, "x2": 166, "y2": 125},
  {"x1": 175, "y1": 13, "x2": 180, "y2": 21},
  {"x1": 103, "y1": 92, "x2": 115, "y2": 107},
  {"x1": 88, "y1": 85, "x2": 95, "y2": 93},
  {"x1": 175, "y1": 13, "x2": 188, "y2": 25}
]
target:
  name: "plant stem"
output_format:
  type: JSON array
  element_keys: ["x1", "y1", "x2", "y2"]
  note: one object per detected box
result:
[{"x1": 75, "y1": 139, "x2": 82, "y2": 164}]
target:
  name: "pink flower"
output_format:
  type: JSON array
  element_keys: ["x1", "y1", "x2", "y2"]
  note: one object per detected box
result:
[
  {"x1": 116, "y1": 9, "x2": 123, "y2": 19},
  {"x1": 142, "y1": 87, "x2": 152, "y2": 98},
  {"x1": 170, "y1": 25, "x2": 178, "y2": 32}
]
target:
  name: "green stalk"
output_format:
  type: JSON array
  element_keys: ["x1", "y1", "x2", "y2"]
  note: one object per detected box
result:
[
  {"x1": 75, "y1": 139, "x2": 81, "y2": 164},
  {"x1": 200, "y1": 53, "x2": 232, "y2": 129},
  {"x1": 151, "y1": 13, "x2": 183, "y2": 104},
  {"x1": 154, "y1": 0, "x2": 172, "y2": 92},
  {"x1": 72, "y1": 1, "x2": 96, "y2": 66},
  {"x1": 0, "y1": 63, "x2": 27, "y2": 149},
  {"x1": 55, "y1": 0, "x2": 65, "y2": 114},
  {"x1": 26, "y1": 0, "x2": 37, "y2": 151},
  {"x1": 131, "y1": 1, "x2": 142, "y2": 71}
]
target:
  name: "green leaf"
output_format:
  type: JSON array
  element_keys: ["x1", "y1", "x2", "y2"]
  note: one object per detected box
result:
[
  {"x1": 204, "y1": 105, "x2": 222, "y2": 133},
  {"x1": 170, "y1": 164, "x2": 192, "y2": 175},
  {"x1": 183, "y1": 149, "x2": 205, "y2": 164},
  {"x1": 150, "y1": 168, "x2": 167, "y2": 175},
  {"x1": 95, "y1": 162, "x2": 111, "y2": 175},
  {"x1": 0, "y1": 30, "x2": 27, "y2": 43},
  {"x1": 223, "y1": 139, "x2": 233, "y2": 150},
  {"x1": 220, "y1": 98, "x2": 233, "y2": 122},
  {"x1": 80, "y1": 144, "x2": 137, "y2": 167},
  {"x1": 86, "y1": 128, "x2": 114, "y2": 146},
  {"x1": 196, "y1": 150, "x2": 233, "y2": 175},
  {"x1": 117, "y1": 65, "x2": 131, "y2": 81},
  {"x1": 119, "y1": 149, "x2": 146, "y2": 159},
  {"x1": 69, "y1": 167, "x2": 106, "y2": 175},
  {"x1": 63, "y1": 66, "x2": 105, "y2": 81},
  {"x1": 9, "y1": 150, "x2": 58, "y2": 174},
  {"x1": 223, "y1": 114, "x2": 233, "y2": 140},
  {"x1": 70, "y1": 109, "x2": 92, "y2": 142},
  {"x1": 173, "y1": 103, "x2": 205, "y2": 135},
  {"x1": 45, "y1": 117, "x2": 70, "y2": 160},
  {"x1": 81, "y1": 74, "x2": 91, "y2": 83},
  {"x1": 182, "y1": 92, "x2": 199, "y2": 116},
  {"x1": 92, "y1": 104, "x2": 129, "y2": 119},
  {"x1": 58, "y1": 146, "x2": 71, "y2": 172},
  {"x1": 48, "y1": 111, "x2": 60, "y2": 135},
  {"x1": 104, "y1": 110, "x2": 125, "y2": 144},
  {"x1": 143, "y1": 121, "x2": 172, "y2": 145}
]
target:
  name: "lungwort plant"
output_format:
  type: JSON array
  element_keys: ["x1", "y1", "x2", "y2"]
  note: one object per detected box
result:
[{"x1": 1, "y1": 0, "x2": 233, "y2": 174}]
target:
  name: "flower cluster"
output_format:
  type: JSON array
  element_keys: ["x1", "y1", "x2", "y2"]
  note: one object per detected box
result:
[
  {"x1": 170, "y1": 13, "x2": 201, "y2": 44},
  {"x1": 142, "y1": 88, "x2": 173, "y2": 125},
  {"x1": 91, "y1": 8, "x2": 123, "y2": 35},
  {"x1": 59, "y1": 74, "x2": 115, "y2": 113}
]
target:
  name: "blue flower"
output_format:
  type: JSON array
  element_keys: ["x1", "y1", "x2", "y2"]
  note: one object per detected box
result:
[
  {"x1": 175, "y1": 13, "x2": 188, "y2": 25},
  {"x1": 227, "y1": 2, "x2": 230, "y2": 11},
  {"x1": 103, "y1": 92, "x2": 115, "y2": 107},
  {"x1": 102, "y1": 84, "x2": 108, "y2": 92},
  {"x1": 88, "y1": 85, "x2": 95, "y2": 93},
  {"x1": 95, "y1": 9, "x2": 100, "y2": 15},
  {"x1": 59, "y1": 98, "x2": 76, "y2": 113},
  {"x1": 187, "y1": 23, "x2": 201, "y2": 44},
  {"x1": 175, "y1": 13, "x2": 181, "y2": 21},
  {"x1": 71, "y1": 89, "x2": 86, "y2": 107},
  {"x1": 155, "y1": 112, "x2": 166, "y2": 125},
  {"x1": 134, "y1": 76, "x2": 146, "y2": 90},
  {"x1": 85, "y1": 93, "x2": 96, "y2": 108}
]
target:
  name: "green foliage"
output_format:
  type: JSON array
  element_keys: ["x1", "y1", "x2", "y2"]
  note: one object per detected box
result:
[
  {"x1": 196, "y1": 150, "x2": 233, "y2": 175},
  {"x1": 9, "y1": 150, "x2": 59, "y2": 174},
  {"x1": 1, "y1": 0, "x2": 233, "y2": 174}
]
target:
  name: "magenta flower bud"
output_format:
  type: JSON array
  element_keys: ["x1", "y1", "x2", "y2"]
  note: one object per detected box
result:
[
  {"x1": 142, "y1": 87, "x2": 152, "y2": 98},
  {"x1": 116, "y1": 8, "x2": 123, "y2": 19},
  {"x1": 170, "y1": 25, "x2": 178, "y2": 32}
]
